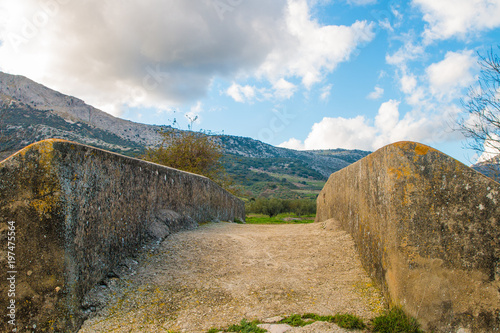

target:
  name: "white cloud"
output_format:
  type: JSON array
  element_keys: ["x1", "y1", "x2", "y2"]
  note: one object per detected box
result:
[
  {"x1": 257, "y1": 0, "x2": 375, "y2": 88},
  {"x1": 0, "y1": 0, "x2": 375, "y2": 115},
  {"x1": 386, "y1": 40, "x2": 424, "y2": 66},
  {"x1": 279, "y1": 137, "x2": 305, "y2": 150},
  {"x1": 304, "y1": 115, "x2": 378, "y2": 150},
  {"x1": 367, "y1": 86, "x2": 384, "y2": 99},
  {"x1": 273, "y1": 78, "x2": 297, "y2": 99},
  {"x1": 477, "y1": 135, "x2": 500, "y2": 162},
  {"x1": 400, "y1": 73, "x2": 417, "y2": 94},
  {"x1": 413, "y1": 0, "x2": 500, "y2": 41},
  {"x1": 226, "y1": 83, "x2": 256, "y2": 103},
  {"x1": 227, "y1": 79, "x2": 297, "y2": 102},
  {"x1": 375, "y1": 100, "x2": 400, "y2": 133},
  {"x1": 397, "y1": 72, "x2": 428, "y2": 106},
  {"x1": 279, "y1": 100, "x2": 459, "y2": 151},
  {"x1": 426, "y1": 50, "x2": 476, "y2": 100},
  {"x1": 320, "y1": 84, "x2": 333, "y2": 100}
]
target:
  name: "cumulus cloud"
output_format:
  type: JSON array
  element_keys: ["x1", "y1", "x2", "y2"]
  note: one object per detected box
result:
[
  {"x1": 257, "y1": 0, "x2": 375, "y2": 88},
  {"x1": 386, "y1": 40, "x2": 425, "y2": 67},
  {"x1": 226, "y1": 78, "x2": 297, "y2": 102},
  {"x1": 279, "y1": 100, "x2": 459, "y2": 151},
  {"x1": 477, "y1": 135, "x2": 500, "y2": 162},
  {"x1": 375, "y1": 100, "x2": 400, "y2": 133},
  {"x1": 273, "y1": 78, "x2": 297, "y2": 99},
  {"x1": 426, "y1": 50, "x2": 476, "y2": 100},
  {"x1": 301, "y1": 115, "x2": 377, "y2": 150},
  {"x1": 0, "y1": 0, "x2": 287, "y2": 114},
  {"x1": 400, "y1": 73, "x2": 417, "y2": 94},
  {"x1": 279, "y1": 137, "x2": 305, "y2": 150},
  {"x1": 227, "y1": 83, "x2": 257, "y2": 103},
  {"x1": 0, "y1": 0, "x2": 375, "y2": 115},
  {"x1": 367, "y1": 86, "x2": 384, "y2": 99},
  {"x1": 413, "y1": 0, "x2": 500, "y2": 41}
]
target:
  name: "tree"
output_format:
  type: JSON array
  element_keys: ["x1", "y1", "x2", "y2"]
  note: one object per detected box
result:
[
  {"x1": 245, "y1": 197, "x2": 316, "y2": 217},
  {"x1": 458, "y1": 46, "x2": 500, "y2": 160},
  {"x1": 142, "y1": 128, "x2": 231, "y2": 188}
]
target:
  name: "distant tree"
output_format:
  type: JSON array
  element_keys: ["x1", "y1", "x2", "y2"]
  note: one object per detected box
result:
[
  {"x1": 142, "y1": 128, "x2": 231, "y2": 188},
  {"x1": 262, "y1": 198, "x2": 285, "y2": 217},
  {"x1": 458, "y1": 46, "x2": 500, "y2": 160},
  {"x1": 246, "y1": 198, "x2": 316, "y2": 217}
]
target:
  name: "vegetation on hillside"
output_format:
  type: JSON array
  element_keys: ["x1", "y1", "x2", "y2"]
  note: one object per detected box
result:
[
  {"x1": 223, "y1": 155, "x2": 326, "y2": 199},
  {"x1": 246, "y1": 197, "x2": 316, "y2": 217},
  {"x1": 0, "y1": 103, "x2": 145, "y2": 158},
  {"x1": 244, "y1": 213, "x2": 315, "y2": 224}
]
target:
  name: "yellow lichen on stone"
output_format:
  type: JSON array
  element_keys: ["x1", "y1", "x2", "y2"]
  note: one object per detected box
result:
[
  {"x1": 22, "y1": 140, "x2": 63, "y2": 219},
  {"x1": 31, "y1": 195, "x2": 60, "y2": 219},
  {"x1": 414, "y1": 144, "x2": 430, "y2": 156}
]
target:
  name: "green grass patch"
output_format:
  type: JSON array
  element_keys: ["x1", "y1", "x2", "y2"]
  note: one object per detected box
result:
[
  {"x1": 371, "y1": 307, "x2": 424, "y2": 333},
  {"x1": 279, "y1": 314, "x2": 309, "y2": 326},
  {"x1": 207, "y1": 309, "x2": 423, "y2": 333},
  {"x1": 332, "y1": 314, "x2": 366, "y2": 329},
  {"x1": 279, "y1": 313, "x2": 366, "y2": 330},
  {"x1": 208, "y1": 319, "x2": 265, "y2": 333},
  {"x1": 245, "y1": 213, "x2": 315, "y2": 224}
]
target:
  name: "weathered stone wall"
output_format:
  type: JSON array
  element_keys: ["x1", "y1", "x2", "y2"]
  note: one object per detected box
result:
[
  {"x1": 316, "y1": 141, "x2": 500, "y2": 332},
  {"x1": 0, "y1": 139, "x2": 245, "y2": 332}
]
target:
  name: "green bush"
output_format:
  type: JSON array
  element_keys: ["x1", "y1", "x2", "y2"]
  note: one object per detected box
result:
[
  {"x1": 246, "y1": 198, "x2": 316, "y2": 217},
  {"x1": 371, "y1": 307, "x2": 424, "y2": 333},
  {"x1": 226, "y1": 319, "x2": 266, "y2": 333},
  {"x1": 279, "y1": 314, "x2": 308, "y2": 326},
  {"x1": 332, "y1": 313, "x2": 366, "y2": 329},
  {"x1": 279, "y1": 313, "x2": 366, "y2": 329}
]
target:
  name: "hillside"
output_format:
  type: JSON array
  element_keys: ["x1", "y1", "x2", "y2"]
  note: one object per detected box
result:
[
  {"x1": 472, "y1": 156, "x2": 500, "y2": 183},
  {"x1": 0, "y1": 71, "x2": 371, "y2": 198}
]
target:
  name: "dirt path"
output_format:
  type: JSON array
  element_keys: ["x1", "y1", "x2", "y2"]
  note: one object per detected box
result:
[{"x1": 79, "y1": 220, "x2": 385, "y2": 332}]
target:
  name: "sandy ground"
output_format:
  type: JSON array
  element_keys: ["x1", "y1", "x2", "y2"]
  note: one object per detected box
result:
[{"x1": 79, "y1": 220, "x2": 385, "y2": 333}]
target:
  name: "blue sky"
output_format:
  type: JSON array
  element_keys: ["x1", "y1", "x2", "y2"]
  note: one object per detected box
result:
[{"x1": 1, "y1": 0, "x2": 500, "y2": 164}]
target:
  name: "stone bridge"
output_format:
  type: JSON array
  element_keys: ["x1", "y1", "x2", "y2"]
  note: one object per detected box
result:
[{"x1": 1, "y1": 140, "x2": 499, "y2": 332}]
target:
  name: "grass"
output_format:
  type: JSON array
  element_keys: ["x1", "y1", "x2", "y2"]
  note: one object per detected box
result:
[
  {"x1": 245, "y1": 213, "x2": 315, "y2": 224},
  {"x1": 371, "y1": 307, "x2": 424, "y2": 333},
  {"x1": 279, "y1": 313, "x2": 366, "y2": 330},
  {"x1": 208, "y1": 319, "x2": 266, "y2": 333},
  {"x1": 207, "y1": 308, "x2": 424, "y2": 332}
]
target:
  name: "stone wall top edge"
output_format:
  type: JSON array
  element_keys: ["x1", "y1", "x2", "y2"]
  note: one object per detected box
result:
[
  {"x1": 0, "y1": 139, "x2": 243, "y2": 199},
  {"x1": 326, "y1": 140, "x2": 499, "y2": 185}
]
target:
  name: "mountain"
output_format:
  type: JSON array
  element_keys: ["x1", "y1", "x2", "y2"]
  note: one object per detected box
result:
[
  {"x1": 472, "y1": 156, "x2": 500, "y2": 183},
  {"x1": 0, "y1": 71, "x2": 372, "y2": 198}
]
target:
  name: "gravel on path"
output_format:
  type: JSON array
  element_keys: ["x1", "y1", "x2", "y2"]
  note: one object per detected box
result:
[{"x1": 79, "y1": 220, "x2": 385, "y2": 333}]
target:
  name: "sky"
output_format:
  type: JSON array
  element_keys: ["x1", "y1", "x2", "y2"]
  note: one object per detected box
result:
[{"x1": 1, "y1": 0, "x2": 500, "y2": 164}]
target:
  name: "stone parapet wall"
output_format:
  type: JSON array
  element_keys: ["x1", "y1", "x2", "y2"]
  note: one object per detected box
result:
[
  {"x1": 316, "y1": 141, "x2": 499, "y2": 332},
  {"x1": 0, "y1": 139, "x2": 245, "y2": 332}
]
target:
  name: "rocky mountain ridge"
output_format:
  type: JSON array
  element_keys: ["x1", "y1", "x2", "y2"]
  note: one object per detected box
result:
[{"x1": 0, "y1": 71, "x2": 164, "y2": 146}]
